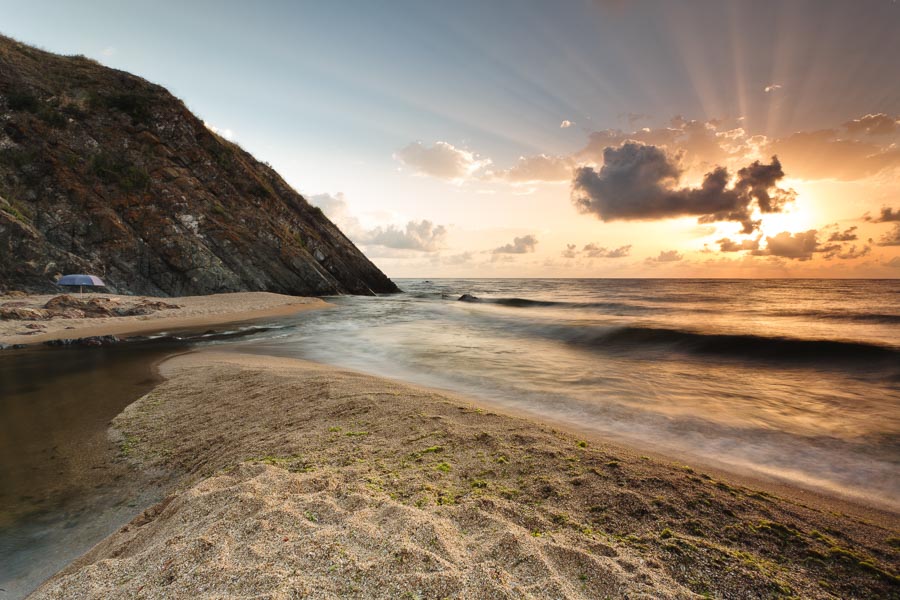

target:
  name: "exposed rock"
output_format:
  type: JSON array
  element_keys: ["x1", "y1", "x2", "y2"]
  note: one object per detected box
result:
[
  {"x1": 0, "y1": 35, "x2": 398, "y2": 297},
  {"x1": 0, "y1": 306, "x2": 49, "y2": 320},
  {"x1": 458, "y1": 293, "x2": 480, "y2": 302}
]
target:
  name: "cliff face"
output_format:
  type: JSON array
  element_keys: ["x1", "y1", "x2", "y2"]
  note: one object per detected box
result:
[{"x1": 0, "y1": 35, "x2": 398, "y2": 296}]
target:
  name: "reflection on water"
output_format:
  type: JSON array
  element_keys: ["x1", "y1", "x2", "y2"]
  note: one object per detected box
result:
[
  {"x1": 0, "y1": 344, "x2": 177, "y2": 599},
  {"x1": 236, "y1": 279, "x2": 900, "y2": 511}
]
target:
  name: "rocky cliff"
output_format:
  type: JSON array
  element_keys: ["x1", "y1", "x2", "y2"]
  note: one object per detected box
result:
[{"x1": 0, "y1": 35, "x2": 398, "y2": 296}]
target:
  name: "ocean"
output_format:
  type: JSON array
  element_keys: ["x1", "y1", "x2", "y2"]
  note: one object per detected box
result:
[
  {"x1": 3, "y1": 278, "x2": 899, "y2": 597},
  {"x1": 233, "y1": 278, "x2": 900, "y2": 511}
]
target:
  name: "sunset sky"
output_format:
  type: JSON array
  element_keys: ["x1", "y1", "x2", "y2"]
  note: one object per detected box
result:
[{"x1": 3, "y1": 0, "x2": 899, "y2": 277}]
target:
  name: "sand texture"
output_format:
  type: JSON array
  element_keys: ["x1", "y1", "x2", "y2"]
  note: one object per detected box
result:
[
  {"x1": 32, "y1": 352, "x2": 899, "y2": 599},
  {"x1": 0, "y1": 292, "x2": 327, "y2": 346}
]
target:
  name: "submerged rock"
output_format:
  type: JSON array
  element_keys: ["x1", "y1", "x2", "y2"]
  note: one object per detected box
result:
[
  {"x1": 44, "y1": 335, "x2": 121, "y2": 347},
  {"x1": 458, "y1": 294, "x2": 480, "y2": 302}
]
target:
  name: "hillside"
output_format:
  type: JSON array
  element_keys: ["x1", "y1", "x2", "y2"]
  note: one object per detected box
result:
[{"x1": 0, "y1": 35, "x2": 398, "y2": 296}]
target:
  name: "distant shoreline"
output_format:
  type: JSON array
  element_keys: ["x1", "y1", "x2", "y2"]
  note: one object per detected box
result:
[
  {"x1": 31, "y1": 350, "x2": 899, "y2": 598},
  {"x1": 0, "y1": 291, "x2": 330, "y2": 347}
]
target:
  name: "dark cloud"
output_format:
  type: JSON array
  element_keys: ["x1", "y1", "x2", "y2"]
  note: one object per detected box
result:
[
  {"x1": 571, "y1": 142, "x2": 794, "y2": 233},
  {"x1": 864, "y1": 206, "x2": 900, "y2": 222},
  {"x1": 651, "y1": 250, "x2": 683, "y2": 262},
  {"x1": 843, "y1": 113, "x2": 898, "y2": 136},
  {"x1": 828, "y1": 226, "x2": 858, "y2": 242},
  {"x1": 878, "y1": 224, "x2": 900, "y2": 246},
  {"x1": 493, "y1": 234, "x2": 538, "y2": 254},
  {"x1": 363, "y1": 220, "x2": 447, "y2": 252}
]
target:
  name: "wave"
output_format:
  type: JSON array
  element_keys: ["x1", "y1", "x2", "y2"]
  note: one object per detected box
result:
[
  {"x1": 554, "y1": 325, "x2": 900, "y2": 363},
  {"x1": 772, "y1": 310, "x2": 900, "y2": 325},
  {"x1": 454, "y1": 294, "x2": 900, "y2": 325},
  {"x1": 457, "y1": 295, "x2": 642, "y2": 312}
]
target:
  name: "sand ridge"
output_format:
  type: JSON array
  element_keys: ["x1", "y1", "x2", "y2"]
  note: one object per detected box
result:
[{"x1": 32, "y1": 351, "x2": 900, "y2": 599}]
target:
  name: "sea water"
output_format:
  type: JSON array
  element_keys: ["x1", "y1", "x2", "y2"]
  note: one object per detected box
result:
[{"x1": 237, "y1": 279, "x2": 900, "y2": 511}]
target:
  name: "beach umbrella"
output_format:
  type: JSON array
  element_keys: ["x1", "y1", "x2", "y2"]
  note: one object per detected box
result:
[{"x1": 57, "y1": 274, "x2": 106, "y2": 294}]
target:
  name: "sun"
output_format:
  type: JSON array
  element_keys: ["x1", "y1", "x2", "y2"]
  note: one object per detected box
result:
[{"x1": 756, "y1": 182, "x2": 817, "y2": 236}]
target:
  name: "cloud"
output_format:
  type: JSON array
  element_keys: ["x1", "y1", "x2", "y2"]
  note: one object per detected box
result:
[
  {"x1": 203, "y1": 121, "x2": 235, "y2": 140},
  {"x1": 835, "y1": 245, "x2": 871, "y2": 260},
  {"x1": 713, "y1": 228, "x2": 873, "y2": 261},
  {"x1": 843, "y1": 113, "x2": 898, "y2": 136},
  {"x1": 756, "y1": 230, "x2": 820, "y2": 260},
  {"x1": 571, "y1": 142, "x2": 795, "y2": 233},
  {"x1": 560, "y1": 120, "x2": 574, "y2": 128},
  {"x1": 575, "y1": 114, "x2": 900, "y2": 183},
  {"x1": 887, "y1": 256, "x2": 900, "y2": 269},
  {"x1": 562, "y1": 243, "x2": 578, "y2": 258},
  {"x1": 878, "y1": 224, "x2": 900, "y2": 246},
  {"x1": 764, "y1": 84, "x2": 782, "y2": 93},
  {"x1": 827, "y1": 226, "x2": 858, "y2": 242},
  {"x1": 764, "y1": 129, "x2": 900, "y2": 180},
  {"x1": 363, "y1": 220, "x2": 447, "y2": 252},
  {"x1": 582, "y1": 243, "x2": 631, "y2": 258},
  {"x1": 393, "y1": 141, "x2": 490, "y2": 180},
  {"x1": 493, "y1": 234, "x2": 538, "y2": 254},
  {"x1": 309, "y1": 192, "x2": 362, "y2": 236},
  {"x1": 864, "y1": 206, "x2": 900, "y2": 222},
  {"x1": 101, "y1": 46, "x2": 117, "y2": 57},
  {"x1": 716, "y1": 237, "x2": 760, "y2": 252},
  {"x1": 310, "y1": 193, "x2": 446, "y2": 252},
  {"x1": 498, "y1": 154, "x2": 574, "y2": 183},
  {"x1": 650, "y1": 250, "x2": 683, "y2": 262}
]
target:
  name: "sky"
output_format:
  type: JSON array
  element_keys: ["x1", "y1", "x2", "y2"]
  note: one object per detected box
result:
[{"x1": 2, "y1": 0, "x2": 899, "y2": 277}]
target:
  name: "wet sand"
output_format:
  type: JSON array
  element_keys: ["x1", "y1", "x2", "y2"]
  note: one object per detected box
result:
[
  {"x1": 32, "y1": 351, "x2": 900, "y2": 599},
  {"x1": 0, "y1": 292, "x2": 328, "y2": 347}
]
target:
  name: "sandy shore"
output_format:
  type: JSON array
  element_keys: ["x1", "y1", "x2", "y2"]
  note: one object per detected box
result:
[
  {"x1": 30, "y1": 351, "x2": 899, "y2": 599},
  {"x1": 0, "y1": 292, "x2": 328, "y2": 346}
]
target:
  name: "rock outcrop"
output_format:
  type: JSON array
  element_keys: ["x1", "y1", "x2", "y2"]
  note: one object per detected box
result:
[{"x1": 0, "y1": 35, "x2": 398, "y2": 296}]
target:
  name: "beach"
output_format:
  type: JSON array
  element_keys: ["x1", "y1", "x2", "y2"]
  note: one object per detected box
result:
[
  {"x1": 30, "y1": 350, "x2": 899, "y2": 599},
  {"x1": 0, "y1": 292, "x2": 329, "y2": 347}
]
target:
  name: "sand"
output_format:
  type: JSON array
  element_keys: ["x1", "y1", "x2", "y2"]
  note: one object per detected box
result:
[
  {"x1": 0, "y1": 292, "x2": 328, "y2": 346},
  {"x1": 30, "y1": 351, "x2": 899, "y2": 599}
]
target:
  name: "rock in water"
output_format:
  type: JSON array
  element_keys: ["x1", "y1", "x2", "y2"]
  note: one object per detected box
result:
[
  {"x1": 458, "y1": 294, "x2": 480, "y2": 302},
  {"x1": 0, "y1": 35, "x2": 398, "y2": 297}
]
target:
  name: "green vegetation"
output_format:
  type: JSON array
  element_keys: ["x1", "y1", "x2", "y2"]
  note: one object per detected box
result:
[
  {"x1": 92, "y1": 91, "x2": 155, "y2": 124},
  {"x1": 90, "y1": 152, "x2": 150, "y2": 191},
  {"x1": 119, "y1": 433, "x2": 139, "y2": 456},
  {"x1": 6, "y1": 89, "x2": 39, "y2": 112},
  {"x1": 435, "y1": 462, "x2": 451, "y2": 473},
  {"x1": 576, "y1": 440, "x2": 587, "y2": 448}
]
